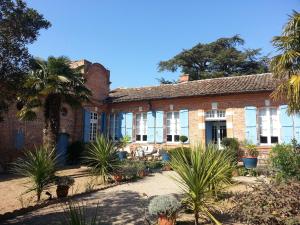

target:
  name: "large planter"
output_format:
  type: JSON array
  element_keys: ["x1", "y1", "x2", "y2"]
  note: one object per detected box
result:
[
  {"x1": 118, "y1": 151, "x2": 127, "y2": 160},
  {"x1": 162, "y1": 153, "x2": 170, "y2": 161},
  {"x1": 158, "y1": 215, "x2": 176, "y2": 225},
  {"x1": 56, "y1": 185, "x2": 70, "y2": 198},
  {"x1": 242, "y1": 157, "x2": 258, "y2": 169}
]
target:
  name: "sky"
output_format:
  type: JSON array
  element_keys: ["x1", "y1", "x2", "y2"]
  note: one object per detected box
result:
[{"x1": 26, "y1": 0, "x2": 299, "y2": 89}]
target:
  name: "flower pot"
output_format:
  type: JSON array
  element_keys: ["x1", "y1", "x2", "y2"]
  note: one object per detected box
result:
[
  {"x1": 232, "y1": 169, "x2": 239, "y2": 177},
  {"x1": 56, "y1": 185, "x2": 70, "y2": 198},
  {"x1": 158, "y1": 215, "x2": 175, "y2": 225},
  {"x1": 162, "y1": 153, "x2": 170, "y2": 161},
  {"x1": 242, "y1": 157, "x2": 258, "y2": 169},
  {"x1": 113, "y1": 174, "x2": 123, "y2": 182},
  {"x1": 138, "y1": 170, "x2": 146, "y2": 177},
  {"x1": 163, "y1": 164, "x2": 171, "y2": 171}
]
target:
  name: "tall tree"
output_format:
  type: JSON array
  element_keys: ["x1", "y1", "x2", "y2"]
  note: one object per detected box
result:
[
  {"x1": 0, "y1": 0, "x2": 50, "y2": 120},
  {"x1": 17, "y1": 56, "x2": 91, "y2": 148},
  {"x1": 271, "y1": 11, "x2": 300, "y2": 113},
  {"x1": 158, "y1": 35, "x2": 269, "y2": 82}
]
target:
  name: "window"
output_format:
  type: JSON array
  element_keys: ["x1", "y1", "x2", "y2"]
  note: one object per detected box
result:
[
  {"x1": 166, "y1": 112, "x2": 180, "y2": 142},
  {"x1": 205, "y1": 110, "x2": 226, "y2": 120},
  {"x1": 136, "y1": 113, "x2": 147, "y2": 142},
  {"x1": 89, "y1": 112, "x2": 98, "y2": 141},
  {"x1": 109, "y1": 113, "x2": 120, "y2": 141},
  {"x1": 258, "y1": 107, "x2": 279, "y2": 144}
]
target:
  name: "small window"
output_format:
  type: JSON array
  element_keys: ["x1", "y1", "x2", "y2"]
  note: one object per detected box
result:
[{"x1": 271, "y1": 136, "x2": 278, "y2": 144}]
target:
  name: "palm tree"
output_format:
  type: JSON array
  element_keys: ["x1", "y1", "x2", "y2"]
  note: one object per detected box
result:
[
  {"x1": 271, "y1": 10, "x2": 300, "y2": 113},
  {"x1": 169, "y1": 145, "x2": 233, "y2": 225},
  {"x1": 17, "y1": 56, "x2": 91, "y2": 148}
]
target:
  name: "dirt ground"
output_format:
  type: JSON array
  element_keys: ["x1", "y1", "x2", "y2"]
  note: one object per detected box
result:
[
  {"x1": 0, "y1": 166, "x2": 104, "y2": 214},
  {"x1": 0, "y1": 171, "x2": 255, "y2": 225}
]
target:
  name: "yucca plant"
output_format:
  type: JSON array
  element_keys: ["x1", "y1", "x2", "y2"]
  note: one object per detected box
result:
[
  {"x1": 84, "y1": 135, "x2": 120, "y2": 183},
  {"x1": 62, "y1": 201, "x2": 101, "y2": 225},
  {"x1": 11, "y1": 146, "x2": 57, "y2": 201},
  {"x1": 169, "y1": 145, "x2": 233, "y2": 225}
]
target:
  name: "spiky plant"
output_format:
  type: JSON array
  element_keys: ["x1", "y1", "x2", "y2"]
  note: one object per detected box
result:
[
  {"x1": 169, "y1": 145, "x2": 233, "y2": 225},
  {"x1": 11, "y1": 146, "x2": 57, "y2": 201},
  {"x1": 62, "y1": 201, "x2": 101, "y2": 225},
  {"x1": 84, "y1": 135, "x2": 120, "y2": 183}
]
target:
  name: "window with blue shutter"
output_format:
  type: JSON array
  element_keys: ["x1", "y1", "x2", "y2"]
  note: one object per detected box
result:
[
  {"x1": 180, "y1": 109, "x2": 189, "y2": 142},
  {"x1": 245, "y1": 106, "x2": 257, "y2": 144},
  {"x1": 156, "y1": 111, "x2": 164, "y2": 143},
  {"x1": 83, "y1": 109, "x2": 90, "y2": 143},
  {"x1": 125, "y1": 113, "x2": 133, "y2": 141},
  {"x1": 279, "y1": 105, "x2": 294, "y2": 143},
  {"x1": 147, "y1": 111, "x2": 155, "y2": 143},
  {"x1": 15, "y1": 130, "x2": 25, "y2": 150}
]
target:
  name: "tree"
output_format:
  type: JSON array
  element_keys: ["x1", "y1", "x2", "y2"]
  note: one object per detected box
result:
[
  {"x1": 271, "y1": 11, "x2": 300, "y2": 113},
  {"x1": 0, "y1": 0, "x2": 51, "y2": 120},
  {"x1": 17, "y1": 56, "x2": 91, "y2": 148},
  {"x1": 158, "y1": 35, "x2": 269, "y2": 82},
  {"x1": 169, "y1": 145, "x2": 233, "y2": 225}
]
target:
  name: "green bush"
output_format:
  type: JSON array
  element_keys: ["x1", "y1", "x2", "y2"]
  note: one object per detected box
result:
[
  {"x1": 67, "y1": 141, "x2": 85, "y2": 165},
  {"x1": 148, "y1": 195, "x2": 181, "y2": 219},
  {"x1": 270, "y1": 143, "x2": 300, "y2": 181},
  {"x1": 221, "y1": 138, "x2": 240, "y2": 164},
  {"x1": 11, "y1": 146, "x2": 57, "y2": 201},
  {"x1": 179, "y1": 135, "x2": 188, "y2": 143},
  {"x1": 146, "y1": 160, "x2": 163, "y2": 170},
  {"x1": 169, "y1": 147, "x2": 192, "y2": 164},
  {"x1": 230, "y1": 181, "x2": 300, "y2": 225}
]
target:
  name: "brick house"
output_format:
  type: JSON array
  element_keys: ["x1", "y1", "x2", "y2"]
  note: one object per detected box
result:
[{"x1": 0, "y1": 59, "x2": 299, "y2": 165}]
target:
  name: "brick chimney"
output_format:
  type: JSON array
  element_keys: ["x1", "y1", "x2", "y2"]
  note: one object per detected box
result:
[{"x1": 179, "y1": 74, "x2": 189, "y2": 83}]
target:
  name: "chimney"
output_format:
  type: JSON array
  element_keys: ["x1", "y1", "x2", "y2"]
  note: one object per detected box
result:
[{"x1": 179, "y1": 74, "x2": 189, "y2": 83}]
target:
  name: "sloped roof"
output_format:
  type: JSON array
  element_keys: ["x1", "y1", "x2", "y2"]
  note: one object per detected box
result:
[{"x1": 107, "y1": 73, "x2": 278, "y2": 103}]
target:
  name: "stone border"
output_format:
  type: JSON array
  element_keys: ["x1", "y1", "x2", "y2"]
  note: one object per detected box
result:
[{"x1": 0, "y1": 182, "x2": 122, "y2": 222}]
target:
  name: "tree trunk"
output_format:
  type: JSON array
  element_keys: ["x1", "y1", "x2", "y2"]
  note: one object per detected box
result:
[
  {"x1": 43, "y1": 94, "x2": 61, "y2": 149},
  {"x1": 194, "y1": 211, "x2": 199, "y2": 225}
]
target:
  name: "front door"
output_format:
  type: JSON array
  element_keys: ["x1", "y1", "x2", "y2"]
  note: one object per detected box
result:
[{"x1": 211, "y1": 121, "x2": 227, "y2": 148}]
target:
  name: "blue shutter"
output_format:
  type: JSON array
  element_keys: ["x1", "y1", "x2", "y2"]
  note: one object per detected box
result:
[
  {"x1": 125, "y1": 113, "x2": 133, "y2": 141},
  {"x1": 15, "y1": 130, "x2": 25, "y2": 150},
  {"x1": 156, "y1": 111, "x2": 164, "y2": 143},
  {"x1": 83, "y1": 109, "x2": 90, "y2": 143},
  {"x1": 280, "y1": 105, "x2": 294, "y2": 143},
  {"x1": 180, "y1": 109, "x2": 189, "y2": 142},
  {"x1": 100, "y1": 112, "x2": 106, "y2": 134},
  {"x1": 245, "y1": 106, "x2": 257, "y2": 144},
  {"x1": 147, "y1": 111, "x2": 155, "y2": 143},
  {"x1": 294, "y1": 113, "x2": 300, "y2": 143}
]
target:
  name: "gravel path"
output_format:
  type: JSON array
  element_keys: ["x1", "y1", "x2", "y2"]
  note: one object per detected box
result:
[{"x1": 2, "y1": 171, "x2": 182, "y2": 225}]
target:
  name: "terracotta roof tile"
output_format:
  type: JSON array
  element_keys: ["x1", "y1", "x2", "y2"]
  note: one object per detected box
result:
[{"x1": 107, "y1": 73, "x2": 278, "y2": 103}]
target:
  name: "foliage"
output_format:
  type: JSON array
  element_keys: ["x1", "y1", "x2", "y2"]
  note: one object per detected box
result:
[
  {"x1": 270, "y1": 143, "x2": 300, "y2": 181},
  {"x1": 84, "y1": 135, "x2": 120, "y2": 183},
  {"x1": 243, "y1": 143, "x2": 259, "y2": 157},
  {"x1": 145, "y1": 160, "x2": 163, "y2": 170},
  {"x1": 156, "y1": 77, "x2": 177, "y2": 84},
  {"x1": 230, "y1": 181, "x2": 300, "y2": 225},
  {"x1": 17, "y1": 56, "x2": 91, "y2": 148},
  {"x1": 148, "y1": 195, "x2": 181, "y2": 219},
  {"x1": 117, "y1": 135, "x2": 131, "y2": 149},
  {"x1": 158, "y1": 35, "x2": 269, "y2": 82},
  {"x1": 169, "y1": 147, "x2": 192, "y2": 164},
  {"x1": 11, "y1": 146, "x2": 57, "y2": 201},
  {"x1": 67, "y1": 141, "x2": 86, "y2": 165},
  {"x1": 221, "y1": 137, "x2": 240, "y2": 164},
  {"x1": 169, "y1": 144, "x2": 233, "y2": 225},
  {"x1": 0, "y1": 0, "x2": 50, "y2": 120},
  {"x1": 62, "y1": 201, "x2": 101, "y2": 225},
  {"x1": 179, "y1": 135, "x2": 188, "y2": 144},
  {"x1": 55, "y1": 176, "x2": 75, "y2": 187},
  {"x1": 271, "y1": 10, "x2": 300, "y2": 113}
]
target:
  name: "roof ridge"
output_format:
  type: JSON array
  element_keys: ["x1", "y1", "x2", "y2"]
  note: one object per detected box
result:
[{"x1": 110, "y1": 73, "x2": 273, "y2": 92}]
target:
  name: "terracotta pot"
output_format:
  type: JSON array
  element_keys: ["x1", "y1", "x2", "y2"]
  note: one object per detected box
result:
[
  {"x1": 158, "y1": 215, "x2": 175, "y2": 225},
  {"x1": 163, "y1": 165, "x2": 171, "y2": 171},
  {"x1": 138, "y1": 170, "x2": 146, "y2": 177},
  {"x1": 113, "y1": 174, "x2": 123, "y2": 182},
  {"x1": 232, "y1": 169, "x2": 239, "y2": 177},
  {"x1": 56, "y1": 185, "x2": 69, "y2": 198}
]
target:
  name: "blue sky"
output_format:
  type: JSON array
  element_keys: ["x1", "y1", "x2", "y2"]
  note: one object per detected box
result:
[{"x1": 26, "y1": 0, "x2": 298, "y2": 89}]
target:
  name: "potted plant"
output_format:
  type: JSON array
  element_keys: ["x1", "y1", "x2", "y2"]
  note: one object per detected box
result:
[
  {"x1": 242, "y1": 143, "x2": 259, "y2": 169},
  {"x1": 179, "y1": 135, "x2": 188, "y2": 145},
  {"x1": 135, "y1": 161, "x2": 146, "y2": 177},
  {"x1": 55, "y1": 176, "x2": 75, "y2": 198},
  {"x1": 118, "y1": 135, "x2": 130, "y2": 160},
  {"x1": 148, "y1": 195, "x2": 181, "y2": 225}
]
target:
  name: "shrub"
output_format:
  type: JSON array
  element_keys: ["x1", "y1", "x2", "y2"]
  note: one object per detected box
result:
[
  {"x1": 11, "y1": 146, "x2": 57, "y2": 201},
  {"x1": 270, "y1": 143, "x2": 300, "y2": 181},
  {"x1": 230, "y1": 181, "x2": 300, "y2": 225},
  {"x1": 148, "y1": 195, "x2": 181, "y2": 219},
  {"x1": 146, "y1": 160, "x2": 163, "y2": 170},
  {"x1": 243, "y1": 143, "x2": 259, "y2": 157},
  {"x1": 169, "y1": 147, "x2": 192, "y2": 164},
  {"x1": 179, "y1": 135, "x2": 188, "y2": 144},
  {"x1": 67, "y1": 141, "x2": 85, "y2": 165},
  {"x1": 170, "y1": 144, "x2": 233, "y2": 225},
  {"x1": 84, "y1": 135, "x2": 120, "y2": 183},
  {"x1": 221, "y1": 137, "x2": 240, "y2": 164}
]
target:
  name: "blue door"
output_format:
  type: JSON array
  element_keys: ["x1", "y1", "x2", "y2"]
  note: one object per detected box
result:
[{"x1": 57, "y1": 133, "x2": 69, "y2": 166}]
